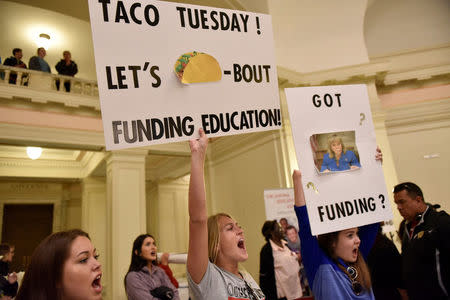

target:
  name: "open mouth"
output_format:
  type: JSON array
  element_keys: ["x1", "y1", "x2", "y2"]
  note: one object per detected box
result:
[
  {"x1": 352, "y1": 248, "x2": 358, "y2": 257},
  {"x1": 237, "y1": 239, "x2": 245, "y2": 250},
  {"x1": 92, "y1": 274, "x2": 102, "y2": 293}
]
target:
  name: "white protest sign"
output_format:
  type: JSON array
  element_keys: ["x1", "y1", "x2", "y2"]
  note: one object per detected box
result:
[
  {"x1": 285, "y1": 84, "x2": 393, "y2": 235},
  {"x1": 88, "y1": 0, "x2": 280, "y2": 150},
  {"x1": 264, "y1": 189, "x2": 298, "y2": 231}
]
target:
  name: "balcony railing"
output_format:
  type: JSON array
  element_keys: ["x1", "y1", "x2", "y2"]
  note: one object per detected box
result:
[
  {"x1": 0, "y1": 65, "x2": 99, "y2": 110},
  {"x1": 0, "y1": 65, "x2": 98, "y2": 96}
]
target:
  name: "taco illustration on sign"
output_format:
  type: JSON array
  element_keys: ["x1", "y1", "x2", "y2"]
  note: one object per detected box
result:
[{"x1": 174, "y1": 51, "x2": 222, "y2": 84}]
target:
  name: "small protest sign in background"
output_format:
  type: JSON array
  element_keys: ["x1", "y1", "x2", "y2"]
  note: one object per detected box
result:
[
  {"x1": 264, "y1": 188, "x2": 298, "y2": 231},
  {"x1": 88, "y1": 0, "x2": 280, "y2": 150},
  {"x1": 285, "y1": 84, "x2": 393, "y2": 235}
]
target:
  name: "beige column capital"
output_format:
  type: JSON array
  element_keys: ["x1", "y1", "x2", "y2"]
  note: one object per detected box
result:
[{"x1": 105, "y1": 148, "x2": 148, "y2": 164}]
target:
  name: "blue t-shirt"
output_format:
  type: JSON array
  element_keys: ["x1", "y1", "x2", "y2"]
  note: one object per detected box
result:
[
  {"x1": 295, "y1": 205, "x2": 378, "y2": 300},
  {"x1": 38, "y1": 57, "x2": 51, "y2": 73},
  {"x1": 320, "y1": 150, "x2": 361, "y2": 172}
]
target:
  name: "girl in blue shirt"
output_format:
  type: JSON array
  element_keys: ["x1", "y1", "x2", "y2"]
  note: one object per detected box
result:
[
  {"x1": 293, "y1": 170, "x2": 378, "y2": 299},
  {"x1": 320, "y1": 134, "x2": 361, "y2": 172}
]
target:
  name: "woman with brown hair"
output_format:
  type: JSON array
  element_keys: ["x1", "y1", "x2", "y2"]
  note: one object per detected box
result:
[
  {"x1": 124, "y1": 234, "x2": 179, "y2": 300},
  {"x1": 15, "y1": 229, "x2": 102, "y2": 300},
  {"x1": 293, "y1": 170, "x2": 377, "y2": 299},
  {"x1": 187, "y1": 129, "x2": 264, "y2": 300}
]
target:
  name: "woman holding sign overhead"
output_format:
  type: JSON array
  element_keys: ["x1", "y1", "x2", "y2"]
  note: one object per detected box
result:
[
  {"x1": 292, "y1": 169, "x2": 379, "y2": 299},
  {"x1": 187, "y1": 129, "x2": 265, "y2": 300},
  {"x1": 320, "y1": 134, "x2": 360, "y2": 172},
  {"x1": 294, "y1": 145, "x2": 382, "y2": 299}
]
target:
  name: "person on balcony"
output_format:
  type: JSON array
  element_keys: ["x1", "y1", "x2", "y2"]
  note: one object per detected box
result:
[
  {"x1": 3, "y1": 48, "x2": 27, "y2": 84},
  {"x1": 55, "y1": 50, "x2": 78, "y2": 92},
  {"x1": 29, "y1": 47, "x2": 50, "y2": 73}
]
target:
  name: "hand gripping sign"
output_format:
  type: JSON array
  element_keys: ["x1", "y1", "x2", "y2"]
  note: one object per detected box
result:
[
  {"x1": 88, "y1": 0, "x2": 280, "y2": 150},
  {"x1": 285, "y1": 84, "x2": 393, "y2": 235}
]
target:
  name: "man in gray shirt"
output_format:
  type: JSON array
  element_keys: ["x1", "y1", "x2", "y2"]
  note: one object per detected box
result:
[{"x1": 29, "y1": 47, "x2": 51, "y2": 73}]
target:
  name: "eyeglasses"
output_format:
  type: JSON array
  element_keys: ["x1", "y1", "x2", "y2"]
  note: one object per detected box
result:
[{"x1": 347, "y1": 266, "x2": 362, "y2": 295}]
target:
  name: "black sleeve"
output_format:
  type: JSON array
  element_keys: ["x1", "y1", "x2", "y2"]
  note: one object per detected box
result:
[
  {"x1": 386, "y1": 237, "x2": 405, "y2": 289},
  {"x1": 72, "y1": 62, "x2": 78, "y2": 76},
  {"x1": 55, "y1": 61, "x2": 63, "y2": 74},
  {"x1": 0, "y1": 277, "x2": 18, "y2": 297},
  {"x1": 259, "y1": 242, "x2": 277, "y2": 300},
  {"x1": 3, "y1": 57, "x2": 15, "y2": 66},
  {"x1": 437, "y1": 212, "x2": 450, "y2": 295}
]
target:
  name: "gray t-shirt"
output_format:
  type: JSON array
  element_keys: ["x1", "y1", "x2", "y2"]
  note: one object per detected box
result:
[{"x1": 187, "y1": 261, "x2": 265, "y2": 300}]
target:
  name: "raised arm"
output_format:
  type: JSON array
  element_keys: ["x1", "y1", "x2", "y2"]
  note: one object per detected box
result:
[
  {"x1": 358, "y1": 223, "x2": 380, "y2": 259},
  {"x1": 353, "y1": 147, "x2": 383, "y2": 257},
  {"x1": 293, "y1": 170, "x2": 325, "y2": 288},
  {"x1": 293, "y1": 170, "x2": 306, "y2": 207},
  {"x1": 187, "y1": 129, "x2": 209, "y2": 284}
]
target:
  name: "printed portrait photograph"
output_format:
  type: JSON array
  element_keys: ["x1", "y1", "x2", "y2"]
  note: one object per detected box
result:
[{"x1": 310, "y1": 130, "x2": 361, "y2": 174}]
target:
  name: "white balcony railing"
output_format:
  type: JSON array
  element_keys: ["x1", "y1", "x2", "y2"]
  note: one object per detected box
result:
[
  {"x1": 0, "y1": 65, "x2": 99, "y2": 110},
  {"x1": 0, "y1": 65, "x2": 98, "y2": 96}
]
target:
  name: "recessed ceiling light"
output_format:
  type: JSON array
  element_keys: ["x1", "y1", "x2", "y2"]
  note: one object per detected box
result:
[
  {"x1": 37, "y1": 33, "x2": 51, "y2": 49},
  {"x1": 27, "y1": 147, "x2": 42, "y2": 160},
  {"x1": 39, "y1": 33, "x2": 50, "y2": 40}
]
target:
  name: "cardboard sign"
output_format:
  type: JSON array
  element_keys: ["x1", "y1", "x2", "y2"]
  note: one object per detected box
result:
[
  {"x1": 285, "y1": 84, "x2": 393, "y2": 235},
  {"x1": 88, "y1": 0, "x2": 280, "y2": 150},
  {"x1": 264, "y1": 188, "x2": 298, "y2": 231}
]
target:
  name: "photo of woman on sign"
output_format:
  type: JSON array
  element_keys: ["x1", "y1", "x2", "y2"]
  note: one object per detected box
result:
[{"x1": 310, "y1": 132, "x2": 361, "y2": 173}]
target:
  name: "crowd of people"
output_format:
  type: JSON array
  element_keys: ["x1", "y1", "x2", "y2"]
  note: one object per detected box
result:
[
  {"x1": 2, "y1": 47, "x2": 78, "y2": 91},
  {"x1": 1, "y1": 130, "x2": 449, "y2": 300}
]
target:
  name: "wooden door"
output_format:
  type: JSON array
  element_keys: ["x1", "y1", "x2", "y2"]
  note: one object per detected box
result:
[{"x1": 1, "y1": 204, "x2": 53, "y2": 272}]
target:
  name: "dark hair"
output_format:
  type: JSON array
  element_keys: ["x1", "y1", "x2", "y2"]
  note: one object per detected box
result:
[
  {"x1": 15, "y1": 229, "x2": 90, "y2": 300},
  {"x1": 37, "y1": 47, "x2": 45, "y2": 54},
  {"x1": 0, "y1": 243, "x2": 11, "y2": 257},
  {"x1": 261, "y1": 220, "x2": 277, "y2": 241},
  {"x1": 393, "y1": 182, "x2": 424, "y2": 201},
  {"x1": 12, "y1": 48, "x2": 22, "y2": 55},
  {"x1": 124, "y1": 234, "x2": 157, "y2": 289},
  {"x1": 279, "y1": 218, "x2": 288, "y2": 223},
  {"x1": 317, "y1": 230, "x2": 372, "y2": 291}
]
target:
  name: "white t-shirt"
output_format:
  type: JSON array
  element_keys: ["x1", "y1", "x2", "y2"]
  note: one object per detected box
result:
[{"x1": 187, "y1": 261, "x2": 265, "y2": 300}]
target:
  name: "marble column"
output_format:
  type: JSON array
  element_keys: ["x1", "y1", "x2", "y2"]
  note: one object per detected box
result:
[
  {"x1": 81, "y1": 177, "x2": 107, "y2": 298},
  {"x1": 106, "y1": 149, "x2": 147, "y2": 300}
]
